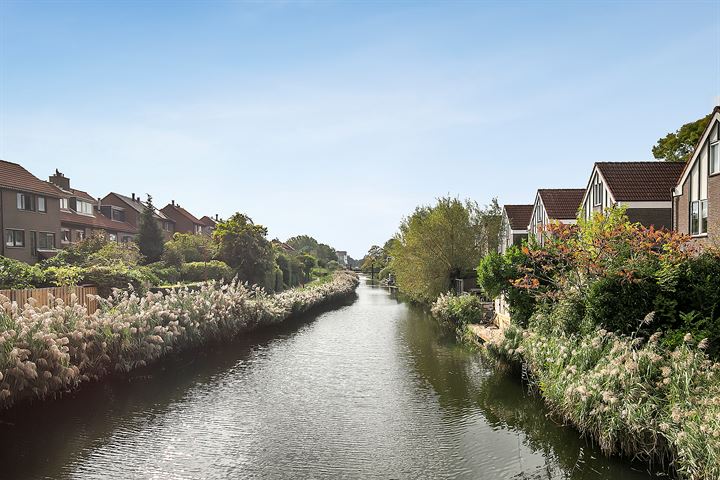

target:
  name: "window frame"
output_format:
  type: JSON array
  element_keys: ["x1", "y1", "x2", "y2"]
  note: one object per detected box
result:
[
  {"x1": 5, "y1": 229, "x2": 25, "y2": 248},
  {"x1": 37, "y1": 232, "x2": 55, "y2": 250},
  {"x1": 711, "y1": 141, "x2": 720, "y2": 175}
]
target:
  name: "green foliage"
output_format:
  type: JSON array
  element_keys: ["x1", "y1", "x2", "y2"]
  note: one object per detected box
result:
[
  {"x1": 180, "y1": 261, "x2": 233, "y2": 283},
  {"x1": 213, "y1": 213, "x2": 276, "y2": 288},
  {"x1": 136, "y1": 195, "x2": 164, "y2": 263},
  {"x1": 146, "y1": 262, "x2": 181, "y2": 285},
  {"x1": 325, "y1": 260, "x2": 341, "y2": 271},
  {"x1": 42, "y1": 266, "x2": 83, "y2": 287},
  {"x1": 652, "y1": 113, "x2": 712, "y2": 162},
  {"x1": 163, "y1": 233, "x2": 214, "y2": 266},
  {"x1": 0, "y1": 257, "x2": 44, "y2": 289},
  {"x1": 42, "y1": 234, "x2": 111, "y2": 267},
  {"x1": 431, "y1": 293, "x2": 486, "y2": 328},
  {"x1": 390, "y1": 197, "x2": 500, "y2": 303},
  {"x1": 79, "y1": 264, "x2": 159, "y2": 296},
  {"x1": 87, "y1": 241, "x2": 141, "y2": 266}
]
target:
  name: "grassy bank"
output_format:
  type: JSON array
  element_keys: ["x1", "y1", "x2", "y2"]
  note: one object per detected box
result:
[
  {"x1": 430, "y1": 293, "x2": 719, "y2": 479},
  {"x1": 492, "y1": 324, "x2": 719, "y2": 479},
  {"x1": 0, "y1": 271, "x2": 359, "y2": 410}
]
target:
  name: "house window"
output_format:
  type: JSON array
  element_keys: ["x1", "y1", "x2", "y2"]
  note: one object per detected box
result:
[
  {"x1": 690, "y1": 159, "x2": 708, "y2": 235},
  {"x1": 77, "y1": 200, "x2": 94, "y2": 215},
  {"x1": 5, "y1": 229, "x2": 24, "y2": 247},
  {"x1": 592, "y1": 175, "x2": 603, "y2": 207},
  {"x1": 194, "y1": 224, "x2": 202, "y2": 234},
  {"x1": 61, "y1": 228, "x2": 71, "y2": 244},
  {"x1": 17, "y1": 193, "x2": 34, "y2": 211},
  {"x1": 37, "y1": 196, "x2": 46, "y2": 212},
  {"x1": 38, "y1": 232, "x2": 55, "y2": 250},
  {"x1": 111, "y1": 208, "x2": 125, "y2": 222},
  {"x1": 108, "y1": 233, "x2": 117, "y2": 242},
  {"x1": 60, "y1": 198, "x2": 69, "y2": 210},
  {"x1": 711, "y1": 142, "x2": 719, "y2": 175},
  {"x1": 163, "y1": 221, "x2": 173, "y2": 232},
  {"x1": 75, "y1": 230, "x2": 85, "y2": 242}
]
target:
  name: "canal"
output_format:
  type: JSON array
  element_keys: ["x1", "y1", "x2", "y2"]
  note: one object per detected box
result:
[{"x1": 0, "y1": 277, "x2": 657, "y2": 479}]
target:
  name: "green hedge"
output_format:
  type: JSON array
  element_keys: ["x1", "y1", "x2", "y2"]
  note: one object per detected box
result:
[{"x1": 180, "y1": 261, "x2": 233, "y2": 283}]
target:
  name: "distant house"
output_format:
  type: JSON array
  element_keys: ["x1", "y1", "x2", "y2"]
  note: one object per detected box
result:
[
  {"x1": 199, "y1": 215, "x2": 219, "y2": 236},
  {"x1": 161, "y1": 201, "x2": 204, "y2": 235},
  {"x1": 580, "y1": 162, "x2": 684, "y2": 229},
  {"x1": 48, "y1": 170, "x2": 137, "y2": 245},
  {"x1": 528, "y1": 189, "x2": 585, "y2": 245},
  {"x1": 0, "y1": 160, "x2": 62, "y2": 264},
  {"x1": 102, "y1": 193, "x2": 176, "y2": 241},
  {"x1": 672, "y1": 105, "x2": 720, "y2": 243},
  {"x1": 498, "y1": 204, "x2": 533, "y2": 254}
]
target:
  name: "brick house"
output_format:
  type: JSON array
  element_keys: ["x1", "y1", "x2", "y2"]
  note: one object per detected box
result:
[
  {"x1": 102, "y1": 193, "x2": 176, "y2": 241},
  {"x1": 48, "y1": 170, "x2": 137, "y2": 245},
  {"x1": 580, "y1": 162, "x2": 685, "y2": 229},
  {"x1": 498, "y1": 204, "x2": 533, "y2": 254},
  {"x1": 527, "y1": 189, "x2": 585, "y2": 245},
  {"x1": 672, "y1": 106, "x2": 720, "y2": 244},
  {"x1": 161, "y1": 201, "x2": 204, "y2": 235},
  {"x1": 199, "y1": 215, "x2": 219, "y2": 236},
  {"x1": 0, "y1": 160, "x2": 62, "y2": 263}
]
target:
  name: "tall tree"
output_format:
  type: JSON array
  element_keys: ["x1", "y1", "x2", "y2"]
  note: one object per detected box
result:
[
  {"x1": 213, "y1": 213, "x2": 275, "y2": 288},
  {"x1": 136, "y1": 195, "x2": 164, "y2": 263},
  {"x1": 389, "y1": 197, "x2": 489, "y2": 303},
  {"x1": 652, "y1": 113, "x2": 712, "y2": 162}
]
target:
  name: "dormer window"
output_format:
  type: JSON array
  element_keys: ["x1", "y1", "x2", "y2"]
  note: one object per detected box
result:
[
  {"x1": 77, "y1": 200, "x2": 94, "y2": 215},
  {"x1": 60, "y1": 198, "x2": 69, "y2": 210}
]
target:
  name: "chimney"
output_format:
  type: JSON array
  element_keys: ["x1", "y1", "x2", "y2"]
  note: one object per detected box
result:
[
  {"x1": 131, "y1": 193, "x2": 135, "y2": 201},
  {"x1": 48, "y1": 170, "x2": 70, "y2": 190},
  {"x1": 215, "y1": 214, "x2": 219, "y2": 221},
  {"x1": 171, "y1": 200, "x2": 175, "y2": 206}
]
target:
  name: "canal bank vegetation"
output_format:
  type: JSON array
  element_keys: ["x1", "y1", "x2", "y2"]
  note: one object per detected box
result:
[
  {"x1": 0, "y1": 213, "x2": 346, "y2": 297},
  {"x1": 473, "y1": 208, "x2": 720, "y2": 479},
  {"x1": 0, "y1": 271, "x2": 359, "y2": 410},
  {"x1": 367, "y1": 196, "x2": 501, "y2": 303}
]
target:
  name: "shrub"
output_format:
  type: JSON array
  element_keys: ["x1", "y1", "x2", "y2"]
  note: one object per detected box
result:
[
  {"x1": 163, "y1": 233, "x2": 214, "y2": 265},
  {"x1": 146, "y1": 262, "x2": 181, "y2": 285},
  {"x1": 0, "y1": 257, "x2": 43, "y2": 289},
  {"x1": 79, "y1": 264, "x2": 159, "y2": 296},
  {"x1": 431, "y1": 293, "x2": 486, "y2": 327},
  {"x1": 42, "y1": 265, "x2": 84, "y2": 287},
  {"x1": 180, "y1": 261, "x2": 233, "y2": 283},
  {"x1": 87, "y1": 241, "x2": 141, "y2": 266}
]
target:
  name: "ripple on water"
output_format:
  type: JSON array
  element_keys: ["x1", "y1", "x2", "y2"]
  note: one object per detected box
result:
[{"x1": 0, "y1": 280, "x2": 657, "y2": 480}]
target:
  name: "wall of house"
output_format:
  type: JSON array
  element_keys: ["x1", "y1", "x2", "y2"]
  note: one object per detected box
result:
[
  {"x1": 1, "y1": 189, "x2": 61, "y2": 264},
  {"x1": 625, "y1": 208, "x2": 672, "y2": 230},
  {"x1": 102, "y1": 194, "x2": 140, "y2": 227},
  {"x1": 161, "y1": 207, "x2": 195, "y2": 235},
  {"x1": 709, "y1": 173, "x2": 720, "y2": 244}
]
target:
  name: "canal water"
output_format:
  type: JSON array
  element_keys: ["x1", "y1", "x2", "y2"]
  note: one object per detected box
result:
[{"x1": 0, "y1": 277, "x2": 658, "y2": 479}]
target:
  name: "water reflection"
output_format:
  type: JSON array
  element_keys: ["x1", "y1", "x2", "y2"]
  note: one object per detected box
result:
[{"x1": 0, "y1": 278, "x2": 658, "y2": 479}]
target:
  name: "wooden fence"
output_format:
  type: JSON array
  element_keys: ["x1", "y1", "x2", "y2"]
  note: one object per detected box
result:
[{"x1": 0, "y1": 285, "x2": 99, "y2": 314}]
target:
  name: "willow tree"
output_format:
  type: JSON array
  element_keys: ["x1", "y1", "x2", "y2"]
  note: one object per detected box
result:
[{"x1": 389, "y1": 197, "x2": 500, "y2": 303}]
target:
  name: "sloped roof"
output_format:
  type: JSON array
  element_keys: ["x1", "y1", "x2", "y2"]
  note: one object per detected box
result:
[
  {"x1": 107, "y1": 192, "x2": 172, "y2": 221},
  {"x1": 503, "y1": 204, "x2": 533, "y2": 230},
  {"x1": 675, "y1": 106, "x2": 720, "y2": 192},
  {"x1": 0, "y1": 160, "x2": 63, "y2": 197},
  {"x1": 200, "y1": 215, "x2": 217, "y2": 227},
  {"x1": 60, "y1": 210, "x2": 138, "y2": 234},
  {"x1": 163, "y1": 204, "x2": 202, "y2": 225},
  {"x1": 596, "y1": 162, "x2": 685, "y2": 202},
  {"x1": 538, "y1": 189, "x2": 585, "y2": 220}
]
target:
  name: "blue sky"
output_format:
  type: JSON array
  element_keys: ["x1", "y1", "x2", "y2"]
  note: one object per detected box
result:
[{"x1": 1, "y1": 1, "x2": 718, "y2": 258}]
